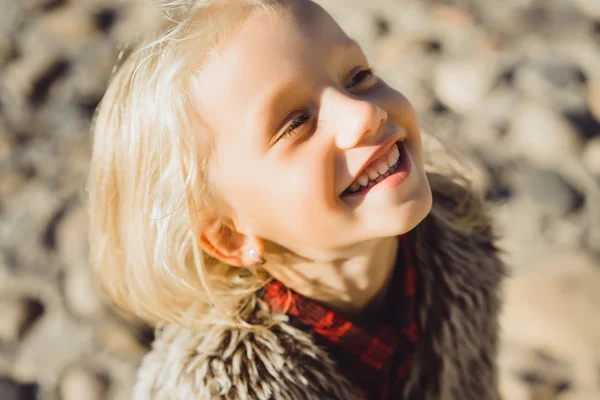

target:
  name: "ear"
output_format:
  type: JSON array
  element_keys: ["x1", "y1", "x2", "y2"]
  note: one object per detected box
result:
[{"x1": 198, "y1": 218, "x2": 265, "y2": 267}]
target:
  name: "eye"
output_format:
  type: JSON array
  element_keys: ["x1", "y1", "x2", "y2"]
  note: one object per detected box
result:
[
  {"x1": 346, "y1": 68, "x2": 374, "y2": 89},
  {"x1": 279, "y1": 113, "x2": 310, "y2": 140}
]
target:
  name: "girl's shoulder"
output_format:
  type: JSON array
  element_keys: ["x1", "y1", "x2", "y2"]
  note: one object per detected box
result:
[{"x1": 132, "y1": 305, "x2": 360, "y2": 400}]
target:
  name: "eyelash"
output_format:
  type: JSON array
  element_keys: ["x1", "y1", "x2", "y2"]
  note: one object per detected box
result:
[
  {"x1": 281, "y1": 113, "x2": 310, "y2": 139},
  {"x1": 346, "y1": 67, "x2": 374, "y2": 89},
  {"x1": 278, "y1": 67, "x2": 374, "y2": 141}
]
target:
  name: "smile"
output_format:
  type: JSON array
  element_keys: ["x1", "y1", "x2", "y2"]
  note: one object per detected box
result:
[{"x1": 341, "y1": 141, "x2": 411, "y2": 196}]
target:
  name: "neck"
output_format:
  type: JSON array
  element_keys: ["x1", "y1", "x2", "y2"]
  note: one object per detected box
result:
[{"x1": 263, "y1": 236, "x2": 400, "y2": 320}]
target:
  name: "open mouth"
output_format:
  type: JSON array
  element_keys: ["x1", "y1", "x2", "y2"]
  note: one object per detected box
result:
[{"x1": 341, "y1": 140, "x2": 409, "y2": 196}]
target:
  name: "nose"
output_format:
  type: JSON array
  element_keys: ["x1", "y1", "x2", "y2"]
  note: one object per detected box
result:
[{"x1": 325, "y1": 90, "x2": 387, "y2": 149}]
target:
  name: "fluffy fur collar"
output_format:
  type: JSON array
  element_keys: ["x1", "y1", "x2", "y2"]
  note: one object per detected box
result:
[{"x1": 133, "y1": 173, "x2": 506, "y2": 399}]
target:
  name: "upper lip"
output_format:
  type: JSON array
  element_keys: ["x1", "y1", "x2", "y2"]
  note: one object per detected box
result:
[{"x1": 340, "y1": 131, "x2": 407, "y2": 195}]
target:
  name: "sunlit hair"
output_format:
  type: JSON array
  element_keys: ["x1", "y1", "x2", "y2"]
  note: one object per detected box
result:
[{"x1": 87, "y1": 0, "x2": 281, "y2": 329}]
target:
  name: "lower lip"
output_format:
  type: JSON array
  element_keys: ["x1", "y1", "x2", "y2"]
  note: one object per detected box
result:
[{"x1": 342, "y1": 141, "x2": 412, "y2": 198}]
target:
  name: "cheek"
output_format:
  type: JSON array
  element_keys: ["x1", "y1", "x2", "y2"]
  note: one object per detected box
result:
[
  {"x1": 213, "y1": 143, "x2": 264, "y2": 219},
  {"x1": 274, "y1": 151, "x2": 333, "y2": 214},
  {"x1": 257, "y1": 151, "x2": 339, "y2": 241},
  {"x1": 218, "y1": 146, "x2": 334, "y2": 234}
]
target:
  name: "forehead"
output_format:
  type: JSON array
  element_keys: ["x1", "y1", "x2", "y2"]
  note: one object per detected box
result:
[
  {"x1": 193, "y1": 1, "x2": 354, "y2": 134},
  {"x1": 219, "y1": 1, "x2": 350, "y2": 65}
]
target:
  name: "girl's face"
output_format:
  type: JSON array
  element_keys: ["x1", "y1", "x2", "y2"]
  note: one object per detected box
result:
[{"x1": 196, "y1": 1, "x2": 432, "y2": 253}]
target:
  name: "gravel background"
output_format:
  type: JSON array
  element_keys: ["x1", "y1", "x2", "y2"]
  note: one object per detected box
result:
[{"x1": 0, "y1": 0, "x2": 599, "y2": 399}]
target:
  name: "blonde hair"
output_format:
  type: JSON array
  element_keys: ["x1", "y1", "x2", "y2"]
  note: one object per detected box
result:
[{"x1": 87, "y1": 0, "x2": 281, "y2": 329}]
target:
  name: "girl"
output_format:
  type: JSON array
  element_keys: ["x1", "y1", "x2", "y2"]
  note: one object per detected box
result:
[{"x1": 87, "y1": 0, "x2": 505, "y2": 399}]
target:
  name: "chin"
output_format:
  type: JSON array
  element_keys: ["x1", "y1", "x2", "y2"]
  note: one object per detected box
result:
[{"x1": 374, "y1": 174, "x2": 433, "y2": 238}]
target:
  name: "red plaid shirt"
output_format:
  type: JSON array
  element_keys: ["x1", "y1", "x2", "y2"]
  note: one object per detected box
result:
[{"x1": 260, "y1": 234, "x2": 419, "y2": 399}]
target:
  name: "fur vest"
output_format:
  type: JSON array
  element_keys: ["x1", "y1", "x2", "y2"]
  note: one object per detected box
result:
[{"x1": 132, "y1": 173, "x2": 506, "y2": 399}]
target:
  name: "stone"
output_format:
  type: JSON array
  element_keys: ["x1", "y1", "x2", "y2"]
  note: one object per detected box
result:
[
  {"x1": 516, "y1": 168, "x2": 584, "y2": 217},
  {"x1": 508, "y1": 101, "x2": 583, "y2": 167},
  {"x1": 429, "y1": 4, "x2": 487, "y2": 57},
  {"x1": 515, "y1": 58, "x2": 587, "y2": 111},
  {"x1": 99, "y1": 323, "x2": 147, "y2": 360},
  {"x1": 0, "y1": 1, "x2": 20, "y2": 38},
  {"x1": 433, "y1": 55, "x2": 498, "y2": 114},
  {"x1": 0, "y1": 299, "x2": 29, "y2": 342},
  {"x1": 587, "y1": 79, "x2": 600, "y2": 122},
  {"x1": 557, "y1": 390, "x2": 600, "y2": 400},
  {"x1": 500, "y1": 251, "x2": 600, "y2": 390},
  {"x1": 542, "y1": 212, "x2": 589, "y2": 249},
  {"x1": 498, "y1": 371, "x2": 531, "y2": 400},
  {"x1": 0, "y1": 165, "x2": 26, "y2": 199},
  {"x1": 490, "y1": 191, "x2": 553, "y2": 270},
  {"x1": 109, "y1": 1, "x2": 163, "y2": 45},
  {"x1": 499, "y1": 342, "x2": 573, "y2": 399},
  {"x1": 587, "y1": 194, "x2": 600, "y2": 254},
  {"x1": 557, "y1": 40, "x2": 600, "y2": 83},
  {"x1": 0, "y1": 131, "x2": 12, "y2": 161},
  {"x1": 35, "y1": 6, "x2": 97, "y2": 43},
  {"x1": 328, "y1": 11, "x2": 379, "y2": 60},
  {"x1": 56, "y1": 205, "x2": 103, "y2": 318},
  {"x1": 0, "y1": 377, "x2": 21, "y2": 400},
  {"x1": 21, "y1": 0, "x2": 67, "y2": 11},
  {"x1": 530, "y1": 385, "x2": 560, "y2": 400},
  {"x1": 458, "y1": 88, "x2": 518, "y2": 155},
  {"x1": 0, "y1": 36, "x2": 14, "y2": 68},
  {"x1": 0, "y1": 377, "x2": 38, "y2": 400},
  {"x1": 0, "y1": 53, "x2": 63, "y2": 128},
  {"x1": 534, "y1": 59, "x2": 586, "y2": 88},
  {"x1": 56, "y1": 206, "x2": 89, "y2": 271},
  {"x1": 59, "y1": 367, "x2": 107, "y2": 400},
  {"x1": 474, "y1": 87, "x2": 519, "y2": 127},
  {"x1": 0, "y1": 182, "x2": 63, "y2": 265},
  {"x1": 64, "y1": 268, "x2": 104, "y2": 319},
  {"x1": 521, "y1": 2, "x2": 592, "y2": 41},
  {"x1": 582, "y1": 137, "x2": 600, "y2": 176},
  {"x1": 65, "y1": 38, "x2": 116, "y2": 102},
  {"x1": 0, "y1": 298, "x2": 45, "y2": 343},
  {"x1": 12, "y1": 310, "x2": 94, "y2": 383},
  {"x1": 573, "y1": 0, "x2": 600, "y2": 19},
  {"x1": 473, "y1": 0, "x2": 534, "y2": 34}
]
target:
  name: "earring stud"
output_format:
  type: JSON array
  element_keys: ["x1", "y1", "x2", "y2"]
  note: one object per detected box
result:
[{"x1": 248, "y1": 249, "x2": 266, "y2": 265}]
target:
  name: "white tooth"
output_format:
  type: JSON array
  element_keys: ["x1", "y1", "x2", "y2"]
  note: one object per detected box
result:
[
  {"x1": 388, "y1": 151, "x2": 398, "y2": 167},
  {"x1": 349, "y1": 183, "x2": 360, "y2": 192},
  {"x1": 377, "y1": 162, "x2": 388, "y2": 175},
  {"x1": 358, "y1": 175, "x2": 369, "y2": 187},
  {"x1": 368, "y1": 168, "x2": 379, "y2": 180}
]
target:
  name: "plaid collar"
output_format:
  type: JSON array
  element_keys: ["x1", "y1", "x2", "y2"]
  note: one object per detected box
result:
[{"x1": 259, "y1": 234, "x2": 419, "y2": 399}]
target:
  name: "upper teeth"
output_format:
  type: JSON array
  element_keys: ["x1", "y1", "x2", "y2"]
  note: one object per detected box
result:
[{"x1": 347, "y1": 144, "x2": 401, "y2": 193}]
